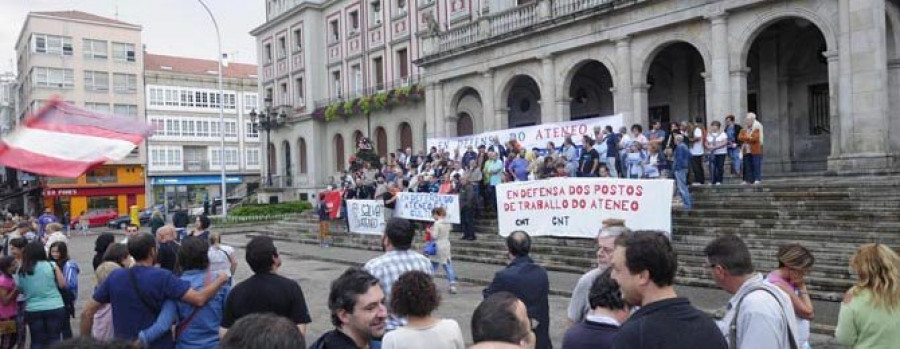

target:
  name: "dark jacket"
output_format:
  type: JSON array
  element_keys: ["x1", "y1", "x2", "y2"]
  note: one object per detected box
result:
[
  {"x1": 613, "y1": 297, "x2": 727, "y2": 349},
  {"x1": 459, "y1": 183, "x2": 477, "y2": 211},
  {"x1": 562, "y1": 320, "x2": 618, "y2": 349},
  {"x1": 483, "y1": 256, "x2": 552, "y2": 349}
]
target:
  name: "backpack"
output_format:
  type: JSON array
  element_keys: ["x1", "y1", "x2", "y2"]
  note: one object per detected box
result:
[{"x1": 729, "y1": 285, "x2": 799, "y2": 349}]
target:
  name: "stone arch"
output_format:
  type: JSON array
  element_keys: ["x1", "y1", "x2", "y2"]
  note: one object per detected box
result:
[
  {"x1": 452, "y1": 87, "x2": 483, "y2": 135},
  {"x1": 398, "y1": 122, "x2": 413, "y2": 150},
  {"x1": 333, "y1": 134, "x2": 346, "y2": 172},
  {"x1": 638, "y1": 35, "x2": 711, "y2": 81},
  {"x1": 352, "y1": 130, "x2": 364, "y2": 146},
  {"x1": 563, "y1": 59, "x2": 616, "y2": 120},
  {"x1": 374, "y1": 126, "x2": 388, "y2": 157},
  {"x1": 734, "y1": 8, "x2": 838, "y2": 68},
  {"x1": 558, "y1": 54, "x2": 617, "y2": 97},
  {"x1": 643, "y1": 41, "x2": 708, "y2": 125},
  {"x1": 298, "y1": 137, "x2": 308, "y2": 174},
  {"x1": 499, "y1": 74, "x2": 542, "y2": 128}
]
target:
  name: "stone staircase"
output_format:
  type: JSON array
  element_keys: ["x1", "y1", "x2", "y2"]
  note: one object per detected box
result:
[{"x1": 256, "y1": 174, "x2": 900, "y2": 332}]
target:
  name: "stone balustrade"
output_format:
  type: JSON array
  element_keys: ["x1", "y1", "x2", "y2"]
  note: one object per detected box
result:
[
  {"x1": 552, "y1": 0, "x2": 615, "y2": 17},
  {"x1": 490, "y1": 3, "x2": 539, "y2": 37}
]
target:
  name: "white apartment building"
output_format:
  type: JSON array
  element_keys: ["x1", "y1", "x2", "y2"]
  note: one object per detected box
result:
[{"x1": 144, "y1": 53, "x2": 260, "y2": 211}]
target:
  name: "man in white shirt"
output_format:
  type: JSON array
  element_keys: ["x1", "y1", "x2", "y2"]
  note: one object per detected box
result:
[
  {"x1": 689, "y1": 118, "x2": 706, "y2": 185},
  {"x1": 704, "y1": 235, "x2": 800, "y2": 349}
]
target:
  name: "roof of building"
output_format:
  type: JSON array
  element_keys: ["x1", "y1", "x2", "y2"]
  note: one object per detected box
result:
[
  {"x1": 31, "y1": 10, "x2": 139, "y2": 27},
  {"x1": 144, "y1": 53, "x2": 258, "y2": 79}
]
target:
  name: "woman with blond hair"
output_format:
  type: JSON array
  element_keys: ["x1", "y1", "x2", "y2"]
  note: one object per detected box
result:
[
  {"x1": 835, "y1": 244, "x2": 900, "y2": 348},
  {"x1": 767, "y1": 244, "x2": 815, "y2": 349}
]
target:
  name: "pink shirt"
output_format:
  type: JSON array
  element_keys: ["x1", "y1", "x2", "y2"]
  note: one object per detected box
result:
[{"x1": 0, "y1": 275, "x2": 16, "y2": 319}]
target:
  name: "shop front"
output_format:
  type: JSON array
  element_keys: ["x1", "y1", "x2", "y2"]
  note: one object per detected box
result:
[
  {"x1": 150, "y1": 175, "x2": 243, "y2": 212},
  {"x1": 43, "y1": 186, "x2": 146, "y2": 220}
]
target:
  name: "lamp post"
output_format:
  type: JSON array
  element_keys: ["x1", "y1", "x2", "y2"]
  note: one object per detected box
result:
[
  {"x1": 249, "y1": 97, "x2": 285, "y2": 187},
  {"x1": 197, "y1": 0, "x2": 228, "y2": 217}
]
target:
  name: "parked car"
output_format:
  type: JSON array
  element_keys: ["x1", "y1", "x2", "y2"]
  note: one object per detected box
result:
[
  {"x1": 106, "y1": 215, "x2": 133, "y2": 229},
  {"x1": 70, "y1": 209, "x2": 118, "y2": 229},
  {"x1": 138, "y1": 204, "x2": 166, "y2": 224}
]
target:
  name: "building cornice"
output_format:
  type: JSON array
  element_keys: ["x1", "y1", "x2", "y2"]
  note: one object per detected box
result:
[{"x1": 250, "y1": 1, "x2": 326, "y2": 36}]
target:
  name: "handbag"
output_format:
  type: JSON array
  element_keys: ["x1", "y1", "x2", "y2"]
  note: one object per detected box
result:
[{"x1": 423, "y1": 241, "x2": 437, "y2": 256}]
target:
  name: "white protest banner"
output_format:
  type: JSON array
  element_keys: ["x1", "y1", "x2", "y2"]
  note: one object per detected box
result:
[
  {"x1": 347, "y1": 200, "x2": 386, "y2": 235},
  {"x1": 394, "y1": 192, "x2": 461, "y2": 224},
  {"x1": 427, "y1": 114, "x2": 623, "y2": 156},
  {"x1": 496, "y1": 178, "x2": 673, "y2": 238}
]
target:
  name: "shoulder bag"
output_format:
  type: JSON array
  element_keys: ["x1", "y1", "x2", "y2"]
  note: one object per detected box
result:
[
  {"x1": 175, "y1": 270, "x2": 213, "y2": 339},
  {"x1": 728, "y1": 285, "x2": 798, "y2": 349}
]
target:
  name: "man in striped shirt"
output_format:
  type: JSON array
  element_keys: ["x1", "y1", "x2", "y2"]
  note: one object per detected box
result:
[{"x1": 363, "y1": 218, "x2": 433, "y2": 331}]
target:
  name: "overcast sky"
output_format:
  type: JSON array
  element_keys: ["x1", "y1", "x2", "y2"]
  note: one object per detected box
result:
[{"x1": 0, "y1": 0, "x2": 265, "y2": 72}]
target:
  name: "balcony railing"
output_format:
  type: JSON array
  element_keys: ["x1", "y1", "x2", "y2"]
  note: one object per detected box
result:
[
  {"x1": 426, "y1": 0, "x2": 627, "y2": 57},
  {"x1": 313, "y1": 74, "x2": 423, "y2": 108}
]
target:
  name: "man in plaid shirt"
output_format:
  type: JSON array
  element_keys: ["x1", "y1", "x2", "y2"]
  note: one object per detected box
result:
[{"x1": 364, "y1": 218, "x2": 434, "y2": 331}]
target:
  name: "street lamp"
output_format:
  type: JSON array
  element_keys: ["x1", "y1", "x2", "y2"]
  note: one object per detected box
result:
[
  {"x1": 197, "y1": 0, "x2": 228, "y2": 217},
  {"x1": 249, "y1": 97, "x2": 286, "y2": 187}
]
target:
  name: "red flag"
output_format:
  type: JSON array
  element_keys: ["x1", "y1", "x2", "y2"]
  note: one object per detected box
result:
[{"x1": 0, "y1": 99, "x2": 153, "y2": 178}]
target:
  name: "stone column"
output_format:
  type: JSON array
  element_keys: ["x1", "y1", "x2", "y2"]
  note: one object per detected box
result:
[
  {"x1": 540, "y1": 54, "x2": 558, "y2": 123},
  {"x1": 632, "y1": 84, "x2": 649, "y2": 127},
  {"x1": 702, "y1": 72, "x2": 713, "y2": 123},
  {"x1": 425, "y1": 82, "x2": 440, "y2": 139},
  {"x1": 707, "y1": 12, "x2": 732, "y2": 119},
  {"x1": 889, "y1": 59, "x2": 900, "y2": 152},
  {"x1": 434, "y1": 82, "x2": 448, "y2": 137},
  {"x1": 481, "y1": 69, "x2": 497, "y2": 131},
  {"x1": 832, "y1": 0, "x2": 890, "y2": 169},
  {"x1": 729, "y1": 67, "x2": 749, "y2": 120},
  {"x1": 615, "y1": 37, "x2": 634, "y2": 123},
  {"x1": 823, "y1": 50, "x2": 841, "y2": 158}
]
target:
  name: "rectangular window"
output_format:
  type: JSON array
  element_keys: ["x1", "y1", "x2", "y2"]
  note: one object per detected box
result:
[
  {"x1": 226, "y1": 149, "x2": 239, "y2": 166},
  {"x1": 33, "y1": 34, "x2": 72, "y2": 56},
  {"x1": 195, "y1": 120, "x2": 208, "y2": 137},
  {"x1": 245, "y1": 122, "x2": 259, "y2": 138},
  {"x1": 397, "y1": 48, "x2": 409, "y2": 80},
  {"x1": 351, "y1": 64, "x2": 361, "y2": 95},
  {"x1": 332, "y1": 71, "x2": 342, "y2": 98},
  {"x1": 113, "y1": 104, "x2": 138, "y2": 117},
  {"x1": 195, "y1": 92, "x2": 208, "y2": 108},
  {"x1": 295, "y1": 77, "x2": 304, "y2": 105},
  {"x1": 112, "y1": 42, "x2": 136, "y2": 62},
  {"x1": 165, "y1": 89, "x2": 178, "y2": 106},
  {"x1": 808, "y1": 84, "x2": 830, "y2": 135},
  {"x1": 83, "y1": 71, "x2": 109, "y2": 92},
  {"x1": 279, "y1": 83, "x2": 288, "y2": 105},
  {"x1": 330, "y1": 20, "x2": 340, "y2": 42},
  {"x1": 225, "y1": 121, "x2": 237, "y2": 138},
  {"x1": 244, "y1": 94, "x2": 258, "y2": 111},
  {"x1": 149, "y1": 88, "x2": 164, "y2": 106},
  {"x1": 151, "y1": 118, "x2": 165, "y2": 136},
  {"x1": 278, "y1": 36, "x2": 286, "y2": 59},
  {"x1": 398, "y1": 0, "x2": 407, "y2": 11},
  {"x1": 293, "y1": 28, "x2": 302, "y2": 51},
  {"x1": 264, "y1": 43, "x2": 273, "y2": 64},
  {"x1": 210, "y1": 148, "x2": 221, "y2": 166},
  {"x1": 85, "y1": 103, "x2": 110, "y2": 114},
  {"x1": 373, "y1": 57, "x2": 384, "y2": 90},
  {"x1": 166, "y1": 119, "x2": 180, "y2": 136},
  {"x1": 32, "y1": 67, "x2": 74, "y2": 89},
  {"x1": 151, "y1": 148, "x2": 165, "y2": 166},
  {"x1": 225, "y1": 93, "x2": 236, "y2": 110},
  {"x1": 246, "y1": 149, "x2": 260, "y2": 166},
  {"x1": 113, "y1": 73, "x2": 137, "y2": 93},
  {"x1": 83, "y1": 39, "x2": 108, "y2": 59},
  {"x1": 371, "y1": 1, "x2": 382, "y2": 24},
  {"x1": 349, "y1": 11, "x2": 360, "y2": 32},
  {"x1": 181, "y1": 120, "x2": 196, "y2": 137}
]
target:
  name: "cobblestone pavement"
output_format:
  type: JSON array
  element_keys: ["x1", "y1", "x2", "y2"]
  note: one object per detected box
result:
[{"x1": 65, "y1": 229, "x2": 845, "y2": 348}]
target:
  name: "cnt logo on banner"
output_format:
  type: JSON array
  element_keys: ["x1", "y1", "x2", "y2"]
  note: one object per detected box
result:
[
  {"x1": 347, "y1": 200, "x2": 386, "y2": 235},
  {"x1": 393, "y1": 192, "x2": 461, "y2": 224},
  {"x1": 496, "y1": 178, "x2": 673, "y2": 238}
]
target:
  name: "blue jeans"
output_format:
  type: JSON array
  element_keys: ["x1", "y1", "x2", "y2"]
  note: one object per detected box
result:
[
  {"x1": 709, "y1": 154, "x2": 726, "y2": 184},
  {"x1": 750, "y1": 154, "x2": 763, "y2": 182},
  {"x1": 674, "y1": 169, "x2": 692, "y2": 209},
  {"x1": 432, "y1": 260, "x2": 458, "y2": 284},
  {"x1": 25, "y1": 307, "x2": 67, "y2": 349},
  {"x1": 728, "y1": 148, "x2": 741, "y2": 173}
]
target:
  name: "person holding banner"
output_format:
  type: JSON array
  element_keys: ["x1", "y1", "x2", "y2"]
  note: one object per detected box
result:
[
  {"x1": 428, "y1": 208, "x2": 458, "y2": 294},
  {"x1": 483, "y1": 152, "x2": 503, "y2": 211}
]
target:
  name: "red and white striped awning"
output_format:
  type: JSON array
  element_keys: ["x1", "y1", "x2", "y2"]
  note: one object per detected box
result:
[{"x1": 0, "y1": 99, "x2": 153, "y2": 178}]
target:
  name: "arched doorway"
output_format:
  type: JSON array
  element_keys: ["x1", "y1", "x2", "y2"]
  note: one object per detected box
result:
[
  {"x1": 568, "y1": 61, "x2": 614, "y2": 120},
  {"x1": 646, "y1": 42, "x2": 707, "y2": 127},
  {"x1": 334, "y1": 134, "x2": 345, "y2": 172},
  {"x1": 281, "y1": 141, "x2": 292, "y2": 186},
  {"x1": 375, "y1": 127, "x2": 387, "y2": 157},
  {"x1": 457, "y1": 113, "x2": 474, "y2": 136},
  {"x1": 746, "y1": 18, "x2": 830, "y2": 171},
  {"x1": 505, "y1": 75, "x2": 541, "y2": 128},
  {"x1": 399, "y1": 122, "x2": 413, "y2": 150},
  {"x1": 353, "y1": 130, "x2": 364, "y2": 148},
  {"x1": 454, "y1": 88, "x2": 482, "y2": 135},
  {"x1": 298, "y1": 138, "x2": 308, "y2": 174},
  {"x1": 267, "y1": 142, "x2": 276, "y2": 182}
]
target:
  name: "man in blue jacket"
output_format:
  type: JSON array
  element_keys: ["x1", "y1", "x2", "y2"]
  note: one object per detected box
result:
[
  {"x1": 484, "y1": 231, "x2": 552, "y2": 349},
  {"x1": 673, "y1": 135, "x2": 693, "y2": 210}
]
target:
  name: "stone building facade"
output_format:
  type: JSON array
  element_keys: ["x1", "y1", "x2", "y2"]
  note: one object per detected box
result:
[{"x1": 254, "y1": 0, "x2": 900, "y2": 201}]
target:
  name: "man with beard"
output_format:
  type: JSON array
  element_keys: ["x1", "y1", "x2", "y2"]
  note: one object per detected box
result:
[
  {"x1": 610, "y1": 232, "x2": 726, "y2": 349},
  {"x1": 220, "y1": 236, "x2": 312, "y2": 337},
  {"x1": 363, "y1": 218, "x2": 433, "y2": 332},
  {"x1": 312, "y1": 268, "x2": 388, "y2": 348}
]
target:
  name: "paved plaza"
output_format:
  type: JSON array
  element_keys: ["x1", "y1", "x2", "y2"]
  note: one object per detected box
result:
[{"x1": 61, "y1": 228, "x2": 846, "y2": 348}]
